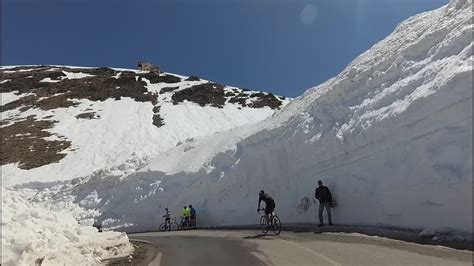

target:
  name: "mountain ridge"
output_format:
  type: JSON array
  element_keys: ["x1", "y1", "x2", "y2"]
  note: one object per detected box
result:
[{"x1": 1, "y1": 65, "x2": 289, "y2": 186}]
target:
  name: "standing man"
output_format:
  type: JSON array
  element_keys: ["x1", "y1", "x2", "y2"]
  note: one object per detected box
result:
[
  {"x1": 189, "y1": 204, "x2": 197, "y2": 229},
  {"x1": 315, "y1": 180, "x2": 333, "y2": 226}
]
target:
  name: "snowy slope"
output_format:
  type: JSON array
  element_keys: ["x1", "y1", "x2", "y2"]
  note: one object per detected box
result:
[
  {"x1": 1, "y1": 66, "x2": 288, "y2": 186},
  {"x1": 54, "y1": 0, "x2": 473, "y2": 234}
]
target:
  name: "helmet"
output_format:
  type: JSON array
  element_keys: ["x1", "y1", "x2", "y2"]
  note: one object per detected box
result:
[
  {"x1": 259, "y1": 190, "x2": 264, "y2": 195},
  {"x1": 165, "y1": 207, "x2": 168, "y2": 210}
]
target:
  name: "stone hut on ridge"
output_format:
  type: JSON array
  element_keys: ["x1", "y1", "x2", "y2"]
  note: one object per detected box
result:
[{"x1": 137, "y1": 62, "x2": 161, "y2": 73}]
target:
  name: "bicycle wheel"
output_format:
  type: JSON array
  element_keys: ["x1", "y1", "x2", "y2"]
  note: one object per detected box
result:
[
  {"x1": 158, "y1": 222, "x2": 167, "y2": 232},
  {"x1": 272, "y1": 215, "x2": 281, "y2": 235},
  {"x1": 171, "y1": 222, "x2": 179, "y2": 231},
  {"x1": 177, "y1": 217, "x2": 185, "y2": 230},
  {"x1": 260, "y1": 216, "x2": 269, "y2": 234}
]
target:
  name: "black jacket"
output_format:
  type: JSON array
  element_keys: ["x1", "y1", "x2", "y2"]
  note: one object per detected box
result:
[
  {"x1": 315, "y1": 186, "x2": 332, "y2": 203},
  {"x1": 259, "y1": 193, "x2": 275, "y2": 206}
]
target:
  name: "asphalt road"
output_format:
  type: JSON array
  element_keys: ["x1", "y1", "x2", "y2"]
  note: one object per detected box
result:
[{"x1": 121, "y1": 230, "x2": 472, "y2": 266}]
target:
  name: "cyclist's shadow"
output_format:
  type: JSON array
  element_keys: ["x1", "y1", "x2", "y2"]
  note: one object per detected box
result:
[{"x1": 243, "y1": 233, "x2": 273, "y2": 239}]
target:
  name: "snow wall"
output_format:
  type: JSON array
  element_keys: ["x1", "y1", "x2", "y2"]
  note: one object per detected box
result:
[{"x1": 71, "y1": 0, "x2": 472, "y2": 233}]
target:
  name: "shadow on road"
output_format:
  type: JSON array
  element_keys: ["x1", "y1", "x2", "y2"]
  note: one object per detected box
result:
[
  {"x1": 243, "y1": 233, "x2": 273, "y2": 239},
  {"x1": 203, "y1": 224, "x2": 472, "y2": 250}
]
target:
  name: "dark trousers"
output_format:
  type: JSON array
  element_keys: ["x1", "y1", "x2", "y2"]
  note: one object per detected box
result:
[{"x1": 318, "y1": 202, "x2": 332, "y2": 225}]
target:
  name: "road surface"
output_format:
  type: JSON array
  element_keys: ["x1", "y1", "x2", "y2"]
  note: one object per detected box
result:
[{"x1": 113, "y1": 230, "x2": 472, "y2": 265}]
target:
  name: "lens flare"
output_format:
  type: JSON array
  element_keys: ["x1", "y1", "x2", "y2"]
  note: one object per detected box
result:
[{"x1": 300, "y1": 4, "x2": 318, "y2": 25}]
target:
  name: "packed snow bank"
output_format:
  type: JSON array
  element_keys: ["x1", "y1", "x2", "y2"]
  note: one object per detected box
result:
[
  {"x1": 61, "y1": 0, "x2": 474, "y2": 235},
  {"x1": 0, "y1": 188, "x2": 134, "y2": 265}
]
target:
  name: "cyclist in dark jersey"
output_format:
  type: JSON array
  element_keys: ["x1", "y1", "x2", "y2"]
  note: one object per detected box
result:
[
  {"x1": 258, "y1": 190, "x2": 276, "y2": 225},
  {"x1": 163, "y1": 208, "x2": 171, "y2": 221}
]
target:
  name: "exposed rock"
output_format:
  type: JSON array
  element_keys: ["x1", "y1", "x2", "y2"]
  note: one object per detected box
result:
[
  {"x1": 248, "y1": 92, "x2": 282, "y2": 109},
  {"x1": 76, "y1": 112, "x2": 99, "y2": 120},
  {"x1": 152, "y1": 114, "x2": 164, "y2": 127},
  {"x1": 0, "y1": 95, "x2": 39, "y2": 113},
  {"x1": 0, "y1": 67, "x2": 157, "y2": 112},
  {"x1": 139, "y1": 72, "x2": 181, "y2": 84},
  {"x1": 152, "y1": 106, "x2": 164, "y2": 127},
  {"x1": 185, "y1": 76, "x2": 200, "y2": 81},
  {"x1": 172, "y1": 82, "x2": 226, "y2": 108},
  {"x1": 152, "y1": 106, "x2": 161, "y2": 113},
  {"x1": 160, "y1": 86, "x2": 179, "y2": 94},
  {"x1": 0, "y1": 115, "x2": 71, "y2": 169},
  {"x1": 227, "y1": 95, "x2": 248, "y2": 106},
  {"x1": 228, "y1": 91, "x2": 283, "y2": 109}
]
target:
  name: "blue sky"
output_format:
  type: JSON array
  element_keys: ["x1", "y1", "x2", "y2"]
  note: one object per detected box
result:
[{"x1": 3, "y1": 0, "x2": 448, "y2": 97}]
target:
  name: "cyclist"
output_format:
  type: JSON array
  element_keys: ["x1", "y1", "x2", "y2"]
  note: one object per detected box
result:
[
  {"x1": 163, "y1": 207, "x2": 171, "y2": 222},
  {"x1": 182, "y1": 205, "x2": 190, "y2": 228},
  {"x1": 159, "y1": 207, "x2": 172, "y2": 231},
  {"x1": 257, "y1": 190, "x2": 276, "y2": 227},
  {"x1": 189, "y1": 204, "x2": 197, "y2": 229}
]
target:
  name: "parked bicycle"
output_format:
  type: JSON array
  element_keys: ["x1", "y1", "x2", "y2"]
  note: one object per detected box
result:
[
  {"x1": 258, "y1": 208, "x2": 281, "y2": 235},
  {"x1": 159, "y1": 217, "x2": 179, "y2": 232},
  {"x1": 178, "y1": 216, "x2": 191, "y2": 230}
]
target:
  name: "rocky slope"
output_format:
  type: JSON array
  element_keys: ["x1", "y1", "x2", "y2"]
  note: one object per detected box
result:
[{"x1": 1, "y1": 66, "x2": 288, "y2": 186}]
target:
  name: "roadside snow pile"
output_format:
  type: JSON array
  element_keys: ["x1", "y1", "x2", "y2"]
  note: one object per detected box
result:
[
  {"x1": 1, "y1": 188, "x2": 134, "y2": 265},
  {"x1": 55, "y1": 0, "x2": 473, "y2": 234}
]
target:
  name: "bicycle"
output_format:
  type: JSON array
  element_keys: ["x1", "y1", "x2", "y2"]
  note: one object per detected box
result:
[
  {"x1": 159, "y1": 217, "x2": 179, "y2": 232},
  {"x1": 258, "y1": 208, "x2": 281, "y2": 235},
  {"x1": 178, "y1": 216, "x2": 190, "y2": 230}
]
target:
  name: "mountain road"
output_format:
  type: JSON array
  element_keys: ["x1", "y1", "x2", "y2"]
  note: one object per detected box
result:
[{"x1": 107, "y1": 230, "x2": 472, "y2": 266}]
